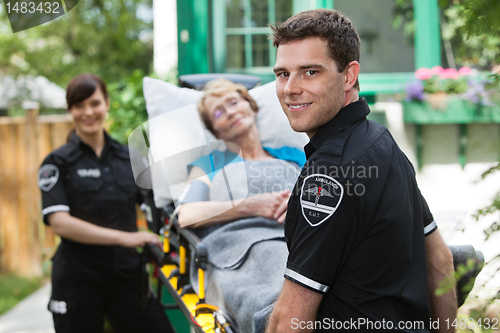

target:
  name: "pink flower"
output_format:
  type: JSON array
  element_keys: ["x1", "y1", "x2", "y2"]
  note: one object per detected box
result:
[
  {"x1": 458, "y1": 67, "x2": 472, "y2": 76},
  {"x1": 439, "y1": 68, "x2": 459, "y2": 79},
  {"x1": 415, "y1": 67, "x2": 434, "y2": 80},
  {"x1": 431, "y1": 66, "x2": 444, "y2": 75}
]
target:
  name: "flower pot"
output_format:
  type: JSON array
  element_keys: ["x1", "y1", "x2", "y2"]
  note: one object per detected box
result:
[{"x1": 403, "y1": 95, "x2": 500, "y2": 124}]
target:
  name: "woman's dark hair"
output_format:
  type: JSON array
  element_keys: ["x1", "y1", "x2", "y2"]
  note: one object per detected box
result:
[
  {"x1": 65, "y1": 73, "x2": 108, "y2": 141},
  {"x1": 66, "y1": 73, "x2": 108, "y2": 110}
]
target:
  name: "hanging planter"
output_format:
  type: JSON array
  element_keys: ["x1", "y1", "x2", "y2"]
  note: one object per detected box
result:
[
  {"x1": 403, "y1": 95, "x2": 500, "y2": 124},
  {"x1": 403, "y1": 67, "x2": 500, "y2": 124}
]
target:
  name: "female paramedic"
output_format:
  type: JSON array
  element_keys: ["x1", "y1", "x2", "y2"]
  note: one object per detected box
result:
[{"x1": 37, "y1": 73, "x2": 174, "y2": 333}]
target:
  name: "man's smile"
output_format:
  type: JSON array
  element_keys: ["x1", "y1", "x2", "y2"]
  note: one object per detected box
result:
[{"x1": 287, "y1": 102, "x2": 312, "y2": 111}]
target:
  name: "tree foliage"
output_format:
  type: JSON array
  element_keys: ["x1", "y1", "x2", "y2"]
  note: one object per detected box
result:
[
  {"x1": 0, "y1": 0, "x2": 153, "y2": 87},
  {"x1": 107, "y1": 67, "x2": 178, "y2": 144},
  {"x1": 0, "y1": 0, "x2": 159, "y2": 140},
  {"x1": 392, "y1": 0, "x2": 500, "y2": 69},
  {"x1": 450, "y1": 0, "x2": 500, "y2": 40}
]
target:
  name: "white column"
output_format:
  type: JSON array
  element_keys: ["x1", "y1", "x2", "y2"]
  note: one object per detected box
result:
[{"x1": 153, "y1": 0, "x2": 178, "y2": 79}]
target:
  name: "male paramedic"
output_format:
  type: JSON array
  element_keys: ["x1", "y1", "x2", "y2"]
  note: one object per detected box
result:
[{"x1": 267, "y1": 9, "x2": 456, "y2": 332}]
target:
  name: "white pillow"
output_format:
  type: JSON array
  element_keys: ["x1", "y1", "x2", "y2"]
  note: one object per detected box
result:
[{"x1": 137, "y1": 77, "x2": 308, "y2": 207}]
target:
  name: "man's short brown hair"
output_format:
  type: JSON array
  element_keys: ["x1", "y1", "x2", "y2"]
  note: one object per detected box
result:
[{"x1": 271, "y1": 9, "x2": 360, "y2": 90}]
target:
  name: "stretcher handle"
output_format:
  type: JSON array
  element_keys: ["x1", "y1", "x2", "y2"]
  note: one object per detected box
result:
[
  {"x1": 449, "y1": 245, "x2": 484, "y2": 307},
  {"x1": 214, "y1": 311, "x2": 237, "y2": 333},
  {"x1": 179, "y1": 73, "x2": 261, "y2": 90},
  {"x1": 146, "y1": 243, "x2": 167, "y2": 266},
  {"x1": 172, "y1": 218, "x2": 209, "y2": 270}
]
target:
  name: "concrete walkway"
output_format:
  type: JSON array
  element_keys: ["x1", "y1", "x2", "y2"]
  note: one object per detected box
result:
[{"x1": 0, "y1": 283, "x2": 54, "y2": 333}]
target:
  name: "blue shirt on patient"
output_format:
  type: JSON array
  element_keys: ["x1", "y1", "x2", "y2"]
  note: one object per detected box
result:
[{"x1": 188, "y1": 146, "x2": 306, "y2": 181}]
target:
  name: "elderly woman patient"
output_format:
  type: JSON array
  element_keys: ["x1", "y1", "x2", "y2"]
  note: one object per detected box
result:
[{"x1": 177, "y1": 79, "x2": 304, "y2": 333}]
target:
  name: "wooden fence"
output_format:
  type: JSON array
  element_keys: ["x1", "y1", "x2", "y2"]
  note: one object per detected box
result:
[{"x1": 0, "y1": 108, "x2": 72, "y2": 276}]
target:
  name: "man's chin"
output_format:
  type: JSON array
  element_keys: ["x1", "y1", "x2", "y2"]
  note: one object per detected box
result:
[{"x1": 289, "y1": 120, "x2": 310, "y2": 134}]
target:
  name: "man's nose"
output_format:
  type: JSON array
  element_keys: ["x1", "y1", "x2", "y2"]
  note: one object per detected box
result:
[{"x1": 283, "y1": 75, "x2": 302, "y2": 95}]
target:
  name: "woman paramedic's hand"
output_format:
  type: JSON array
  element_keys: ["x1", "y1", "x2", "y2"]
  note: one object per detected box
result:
[
  {"x1": 120, "y1": 231, "x2": 162, "y2": 248},
  {"x1": 243, "y1": 190, "x2": 290, "y2": 221}
]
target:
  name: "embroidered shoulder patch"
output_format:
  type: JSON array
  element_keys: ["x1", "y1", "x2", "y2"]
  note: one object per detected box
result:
[
  {"x1": 38, "y1": 164, "x2": 59, "y2": 192},
  {"x1": 300, "y1": 174, "x2": 343, "y2": 227}
]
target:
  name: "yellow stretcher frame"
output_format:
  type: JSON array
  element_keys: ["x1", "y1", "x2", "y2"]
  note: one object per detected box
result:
[{"x1": 144, "y1": 204, "x2": 237, "y2": 333}]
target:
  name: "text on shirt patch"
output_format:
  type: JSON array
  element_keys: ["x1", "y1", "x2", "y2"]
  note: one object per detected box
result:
[
  {"x1": 38, "y1": 164, "x2": 59, "y2": 192},
  {"x1": 77, "y1": 169, "x2": 101, "y2": 178},
  {"x1": 48, "y1": 300, "x2": 67, "y2": 314},
  {"x1": 300, "y1": 174, "x2": 343, "y2": 227},
  {"x1": 314, "y1": 177, "x2": 339, "y2": 189}
]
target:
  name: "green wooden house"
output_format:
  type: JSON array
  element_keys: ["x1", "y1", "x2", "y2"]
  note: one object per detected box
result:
[
  {"x1": 153, "y1": 0, "x2": 499, "y2": 168},
  {"x1": 173, "y1": 0, "x2": 441, "y2": 101}
]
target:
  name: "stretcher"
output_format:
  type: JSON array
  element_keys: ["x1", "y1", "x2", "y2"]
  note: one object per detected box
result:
[
  {"x1": 136, "y1": 74, "x2": 486, "y2": 333},
  {"x1": 140, "y1": 188, "x2": 486, "y2": 333},
  {"x1": 143, "y1": 203, "x2": 235, "y2": 333}
]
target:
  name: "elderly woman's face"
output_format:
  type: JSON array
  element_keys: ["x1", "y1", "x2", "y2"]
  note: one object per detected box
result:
[{"x1": 204, "y1": 91, "x2": 256, "y2": 141}]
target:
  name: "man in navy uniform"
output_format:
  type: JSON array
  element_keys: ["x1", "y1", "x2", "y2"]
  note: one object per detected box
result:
[{"x1": 268, "y1": 9, "x2": 456, "y2": 332}]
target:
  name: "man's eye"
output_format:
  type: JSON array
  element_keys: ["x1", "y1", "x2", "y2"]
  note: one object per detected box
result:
[
  {"x1": 305, "y1": 70, "x2": 317, "y2": 76},
  {"x1": 276, "y1": 72, "x2": 289, "y2": 78}
]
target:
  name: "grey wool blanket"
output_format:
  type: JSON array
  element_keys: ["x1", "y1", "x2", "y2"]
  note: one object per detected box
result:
[{"x1": 190, "y1": 159, "x2": 300, "y2": 333}]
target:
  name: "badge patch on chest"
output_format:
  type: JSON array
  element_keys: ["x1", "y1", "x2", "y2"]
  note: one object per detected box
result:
[
  {"x1": 38, "y1": 164, "x2": 59, "y2": 192},
  {"x1": 300, "y1": 174, "x2": 343, "y2": 227},
  {"x1": 76, "y1": 169, "x2": 101, "y2": 178}
]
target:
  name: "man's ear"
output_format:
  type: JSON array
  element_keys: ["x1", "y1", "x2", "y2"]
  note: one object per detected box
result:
[{"x1": 344, "y1": 61, "x2": 360, "y2": 91}]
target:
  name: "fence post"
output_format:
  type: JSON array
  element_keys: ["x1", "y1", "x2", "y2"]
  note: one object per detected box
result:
[{"x1": 23, "y1": 101, "x2": 42, "y2": 276}]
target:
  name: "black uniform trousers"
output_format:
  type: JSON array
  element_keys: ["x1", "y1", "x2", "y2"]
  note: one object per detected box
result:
[{"x1": 50, "y1": 242, "x2": 174, "y2": 333}]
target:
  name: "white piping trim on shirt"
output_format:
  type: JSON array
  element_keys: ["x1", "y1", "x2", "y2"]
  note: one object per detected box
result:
[
  {"x1": 42, "y1": 205, "x2": 70, "y2": 216},
  {"x1": 301, "y1": 201, "x2": 336, "y2": 214},
  {"x1": 284, "y1": 268, "x2": 329, "y2": 293},
  {"x1": 424, "y1": 220, "x2": 437, "y2": 235}
]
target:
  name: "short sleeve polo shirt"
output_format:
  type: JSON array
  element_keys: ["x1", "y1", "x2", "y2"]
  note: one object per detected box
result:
[
  {"x1": 38, "y1": 132, "x2": 141, "y2": 232},
  {"x1": 284, "y1": 98, "x2": 433, "y2": 331}
]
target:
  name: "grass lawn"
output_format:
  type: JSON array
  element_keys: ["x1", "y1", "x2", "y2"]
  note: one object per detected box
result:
[{"x1": 0, "y1": 274, "x2": 45, "y2": 316}]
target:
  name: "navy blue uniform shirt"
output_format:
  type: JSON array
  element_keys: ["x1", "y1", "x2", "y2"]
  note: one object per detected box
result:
[
  {"x1": 284, "y1": 98, "x2": 435, "y2": 332},
  {"x1": 38, "y1": 131, "x2": 143, "y2": 279},
  {"x1": 39, "y1": 131, "x2": 141, "y2": 230}
]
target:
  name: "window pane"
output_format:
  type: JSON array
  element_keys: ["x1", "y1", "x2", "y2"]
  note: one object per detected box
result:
[
  {"x1": 227, "y1": 35, "x2": 246, "y2": 68},
  {"x1": 275, "y1": 0, "x2": 293, "y2": 23},
  {"x1": 252, "y1": 34, "x2": 270, "y2": 67},
  {"x1": 334, "y1": 0, "x2": 415, "y2": 73},
  {"x1": 227, "y1": 0, "x2": 245, "y2": 28},
  {"x1": 251, "y1": 0, "x2": 268, "y2": 27}
]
